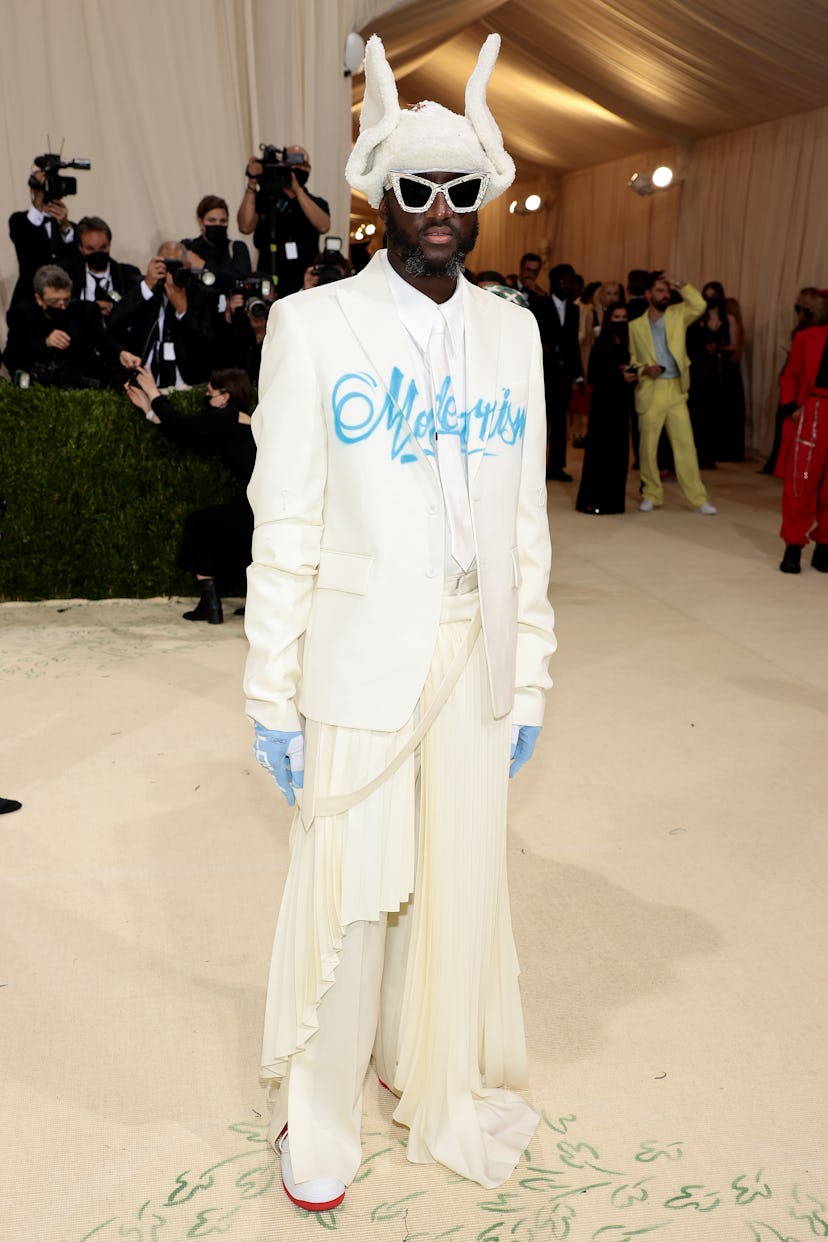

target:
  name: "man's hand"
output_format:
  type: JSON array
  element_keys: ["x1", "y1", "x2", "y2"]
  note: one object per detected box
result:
[
  {"x1": 510, "y1": 725, "x2": 541, "y2": 779},
  {"x1": 641, "y1": 364, "x2": 664, "y2": 378},
  {"x1": 97, "y1": 298, "x2": 113, "y2": 317},
  {"x1": 123, "y1": 379, "x2": 152, "y2": 415},
  {"x1": 119, "y1": 350, "x2": 142, "y2": 371},
  {"x1": 253, "y1": 724, "x2": 305, "y2": 806},
  {"x1": 225, "y1": 291, "x2": 245, "y2": 322},
  {"x1": 145, "y1": 257, "x2": 167, "y2": 288},
  {"x1": 165, "y1": 272, "x2": 188, "y2": 315},
  {"x1": 45, "y1": 329, "x2": 71, "y2": 350},
  {"x1": 245, "y1": 157, "x2": 264, "y2": 181},
  {"x1": 44, "y1": 199, "x2": 70, "y2": 233},
  {"x1": 661, "y1": 270, "x2": 684, "y2": 289}
]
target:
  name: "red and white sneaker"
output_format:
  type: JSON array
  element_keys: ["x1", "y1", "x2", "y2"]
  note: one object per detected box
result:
[{"x1": 277, "y1": 1131, "x2": 346, "y2": 1212}]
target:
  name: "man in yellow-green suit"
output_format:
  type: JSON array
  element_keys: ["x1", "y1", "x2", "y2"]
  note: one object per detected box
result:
[{"x1": 629, "y1": 271, "x2": 717, "y2": 514}]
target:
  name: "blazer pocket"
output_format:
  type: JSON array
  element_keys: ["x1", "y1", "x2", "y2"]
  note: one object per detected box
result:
[
  {"x1": 316, "y1": 548, "x2": 373, "y2": 595},
  {"x1": 511, "y1": 547, "x2": 522, "y2": 589}
]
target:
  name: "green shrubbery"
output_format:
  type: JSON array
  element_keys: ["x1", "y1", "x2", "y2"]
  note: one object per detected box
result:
[{"x1": 0, "y1": 382, "x2": 244, "y2": 600}]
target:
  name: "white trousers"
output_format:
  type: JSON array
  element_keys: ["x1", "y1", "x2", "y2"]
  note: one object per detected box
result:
[{"x1": 261, "y1": 587, "x2": 539, "y2": 1189}]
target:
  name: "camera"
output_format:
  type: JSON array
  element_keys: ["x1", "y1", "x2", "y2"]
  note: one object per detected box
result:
[
  {"x1": 29, "y1": 151, "x2": 91, "y2": 202},
  {"x1": 245, "y1": 296, "x2": 269, "y2": 322},
  {"x1": 310, "y1": 263, "x2": 347, "y2": 287},
  {"x1": 254, "y1": 144, "x2": 307, "y2": 196},
  {"x1": 160, "y1": 259, "x2": 216, "y2": 289},
  {"x1": 231, "y1": 275, "x2": 273, "y2": 300}
]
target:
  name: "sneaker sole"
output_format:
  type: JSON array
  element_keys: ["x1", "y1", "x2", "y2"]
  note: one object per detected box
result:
[{"x1": 282, "y1": 1180, "x2": 346, "y2": 1212}]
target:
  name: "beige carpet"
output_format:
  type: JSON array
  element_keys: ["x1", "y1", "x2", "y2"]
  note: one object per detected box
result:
[{"x1": 3, "y1": 461, "x2": 826, "y2": 1242}]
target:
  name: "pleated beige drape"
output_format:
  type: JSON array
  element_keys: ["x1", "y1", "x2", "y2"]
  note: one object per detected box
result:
[{"x1": 474, "y1": 107, "x2": 828, "y2": 454}]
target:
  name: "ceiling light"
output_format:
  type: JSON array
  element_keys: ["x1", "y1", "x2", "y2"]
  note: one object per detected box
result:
[
  {"x1": 364, "y1": 223, "x2": 376, "y2": 236},
  {"x1": 628, "y1": 171, "x2": 654, "y2": 196},
  {"x1": 508, "y1": 199, "x2": 518, "y2": 214},
  {"x1": 524, "y1": 194, "x2": 542, "y2": 212},
  {"x1": 652, "y1": 165, "x2": 673, "y2": 188}
]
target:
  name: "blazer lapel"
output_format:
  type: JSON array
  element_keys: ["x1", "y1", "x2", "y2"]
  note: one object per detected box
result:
[
  {"x1": 462, "y1": 281, "x2": 501, "y2": 485},
  {"x1": 333, "y1": 257, "x2": 439, "y2": 474}
]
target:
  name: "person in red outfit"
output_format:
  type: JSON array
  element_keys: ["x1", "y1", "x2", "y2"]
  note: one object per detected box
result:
[{"x1": 776, "y1": 291, "x2": 828, "y2": 574}]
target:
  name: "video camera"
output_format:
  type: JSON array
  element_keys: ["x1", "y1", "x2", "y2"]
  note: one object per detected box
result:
[
  {"x1": 254, "y1": 144, "x2": 307, "y2": 196},
  {"x1": 29, "y1": 151, "x2": 91, "y2": 202}
]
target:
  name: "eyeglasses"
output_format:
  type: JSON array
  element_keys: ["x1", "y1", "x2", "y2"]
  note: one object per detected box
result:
[{"x1": 384, "y1": 172, "x2": 489, "y2": 214}]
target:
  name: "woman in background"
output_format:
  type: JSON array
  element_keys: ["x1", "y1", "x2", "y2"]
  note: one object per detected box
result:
[
  {"x1": 576, "y1": 303, "x2": 636, "y2": 514},
  {"x1": 125, "y1": 366, "x2": 255, "y2": 623},
  {"x1": 688, "y1": 281, "x2": 746, "y2": 464}
]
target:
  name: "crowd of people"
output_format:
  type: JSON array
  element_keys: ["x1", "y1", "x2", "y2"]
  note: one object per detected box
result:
[
  {"x1": 4, "y1": 154, "x2": 827, "y2": 583},
  {"x1": 1, "y1": 148, "x2": 347, "y2": 391}
]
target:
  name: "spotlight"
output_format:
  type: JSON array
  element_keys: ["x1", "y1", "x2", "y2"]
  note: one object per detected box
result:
[
  {"x1": 364, "y1": 223, "x2": 376, "y2": 236},
  {"x1": 509, "y1": 195, "x2": 544, "y2": 216},
  {"x1": 628, "y1": 171, "x2": 654, "y2": 197},
  {"x1": 652, "y1": 165, "x2": 673, "y2": 188},
  {"x1": 354, "y1": 226, "x2": 365, "y2": 241}
]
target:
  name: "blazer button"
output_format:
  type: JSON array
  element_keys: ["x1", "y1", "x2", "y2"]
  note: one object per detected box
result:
[{"x1": 425, "y1": 567, "x2": 437, "y2": 578}]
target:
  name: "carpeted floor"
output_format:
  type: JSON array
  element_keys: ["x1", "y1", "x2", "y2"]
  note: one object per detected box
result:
[{"x1": 2, "y1": 460, "x2": 826, "y2": 1242}]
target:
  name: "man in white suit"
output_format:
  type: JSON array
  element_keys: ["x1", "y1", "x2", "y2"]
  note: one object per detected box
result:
[{"x1": 244, "y1": 33, "x2": 556, "y2": 1211}]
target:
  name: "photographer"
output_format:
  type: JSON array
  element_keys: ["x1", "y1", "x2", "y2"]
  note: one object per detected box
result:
[
  {"x1": 65, "y1": 216, "x2": 141, "y2": 317},
  {"x1": 123, "y1": 365, "x2": 255, "y2": 623},
  {"x1": 216, "y1": 278, "x2": 275, "y2": 381},
  {"x1": 109, "y1": 242, "x2": 217, "y2": 387},
  {"x1": 5, "y1": 264, "x2": 141, "y2": 387},
  {"x1": 8, "y1": 165, "x2": 77, "y2": 309},
  {"x1": 182, "y1": 195, "x2": 251, "y2": 294},
  {"x1": 301, "y1": 249, "x2": 352, "y2": 290},
  {"x1": 236, "y1": 145, "x2": 330, "y2": 297}
]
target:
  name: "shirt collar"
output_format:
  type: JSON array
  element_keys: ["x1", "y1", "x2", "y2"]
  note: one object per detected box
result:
[
  {"x1": 27, "y1": 206, "x2": 47, "y2": 227},
  {"x1": 379, "y1": 249, "x2": 464, "y2": 358}
]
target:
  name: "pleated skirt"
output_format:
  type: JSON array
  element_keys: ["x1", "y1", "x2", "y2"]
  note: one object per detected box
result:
[{"x1": 259, "y1": 588, "x2": 539, "y2": 1188}]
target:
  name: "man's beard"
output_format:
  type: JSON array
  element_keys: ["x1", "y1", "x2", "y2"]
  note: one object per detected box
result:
[{"x1": 384, "y1": 214, "x2": 478, "y2": 279}]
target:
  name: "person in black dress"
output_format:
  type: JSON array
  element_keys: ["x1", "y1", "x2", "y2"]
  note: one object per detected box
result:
[
  {"x1": 124, "y1": 366, "x2": 255, "y2": 623},
  {"x1": 687, "y1": 281, "x2": 746, "y2": 464},
  {"x1": 576, "y1": 303, "x2": 636, "y2": 514}
]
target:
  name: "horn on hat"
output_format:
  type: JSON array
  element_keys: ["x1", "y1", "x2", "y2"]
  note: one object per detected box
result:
[
  {"x1": 465, "y1": 33, "x2": 515, "y2": 197},
  {"x1": 344, "y1": 35, "x2": 401, "y2": 204}
]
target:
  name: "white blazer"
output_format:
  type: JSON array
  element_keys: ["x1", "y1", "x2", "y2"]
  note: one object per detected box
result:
[{"x1": 243, "y1": 252, "x2": 556, "y2": 733}]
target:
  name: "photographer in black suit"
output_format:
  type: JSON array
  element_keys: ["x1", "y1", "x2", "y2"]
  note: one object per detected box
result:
[
  {"x1": 536, "y1": 263, "x2": 584, "y2": 481},
  {"x1": 5, "y1": 264, "x2": 140, "y2": 387},
  {"x1": 65, "y1": 216, "x2": 141, "y2": 320},
  {"x1": 182, "y1": 195, "x2": 251, "y2": 294},
  {"x1": 236, "y1": 145, "x2": 330, "y2": 297},
  {"x1": 109, "y1": 242, "x2": 217, "y2": 388},
  {"x1": 8, "y1": 167, "x2": 77, "y2": 309}
]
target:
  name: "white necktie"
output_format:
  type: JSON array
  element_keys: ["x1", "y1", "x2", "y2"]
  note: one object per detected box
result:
[{"x1": 428, "y1": 316, "x2": 475, "y2": 571}]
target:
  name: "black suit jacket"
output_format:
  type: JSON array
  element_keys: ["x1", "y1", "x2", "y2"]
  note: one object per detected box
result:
[
  {"x1": 5, "y1": 299, "x2": 119, "y2": 385},
  {"x1": 108, "y1": 280, "x2": 217, "y2": 385},
  {"x1": 65, "y1": 256, "x2": 142, "y2": 303},
  {"x1": 535, "y1": 297, "x2": 583, "y2": 389},
  {"x1": 8, "y1": 211, "x2": 78, "y2": 308}
]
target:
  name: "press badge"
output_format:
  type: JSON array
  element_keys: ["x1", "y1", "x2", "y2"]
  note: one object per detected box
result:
[
  {"x1": 163, "y1": 342, "x2": 176, "y2": 361},
  {"x1": 285, "y1": 241, "x2": 299, "y2": 261}
]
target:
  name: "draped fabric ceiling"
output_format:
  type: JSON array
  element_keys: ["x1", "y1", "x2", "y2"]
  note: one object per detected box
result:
[
  {"x1": 353, "y1": 0, "x2": 828, "y2": 451},
  {"x1": 355, "y1": 0, "x2": 828, "y2": 179}
]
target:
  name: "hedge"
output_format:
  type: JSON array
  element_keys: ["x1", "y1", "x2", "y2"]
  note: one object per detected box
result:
[{"x1": 0, "y1": 382, "x2": 246, "y2": 600}]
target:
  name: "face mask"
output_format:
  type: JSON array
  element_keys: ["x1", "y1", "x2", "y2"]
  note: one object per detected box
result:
[
  {"x1": 85, "y1": 250, "x2": 110, "y2": 272},
  {"x1": 46, "y1": 306, "x2": 69, "y2": 324},
  {"x1": 204, "y1": 224, "x2": 228, "y2": 247},
  {"x1": 704, "y1": 295, "x2": 718, "y2": 307},
  {"x1": 293, "y1": 169, "x2": 309, "y2": 188}
]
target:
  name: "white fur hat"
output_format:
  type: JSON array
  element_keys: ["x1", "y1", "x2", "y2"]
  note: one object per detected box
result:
[{"x1": 345, "y1": 33, "x2": 515, "y2": 209}]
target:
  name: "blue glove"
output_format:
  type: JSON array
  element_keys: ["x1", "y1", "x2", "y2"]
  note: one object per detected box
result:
[
  {"x1": 253, "y1": 724, "x2": 304, "y2": 806},
  {"x1": 510, "y1": 725, "x2": 541, "y2": 779}
]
